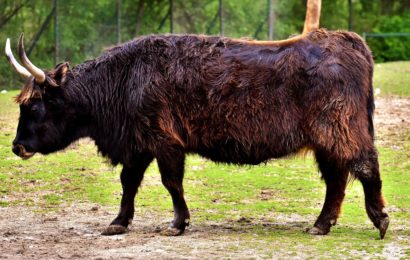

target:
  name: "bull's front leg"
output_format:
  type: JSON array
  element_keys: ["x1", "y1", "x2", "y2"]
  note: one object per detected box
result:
[
  {"x1": 156, "y1": 149, "x2": 190, "y2": 236},
  {"x1": 102, "y1": 154, "x2": 153, "y2": 235}
]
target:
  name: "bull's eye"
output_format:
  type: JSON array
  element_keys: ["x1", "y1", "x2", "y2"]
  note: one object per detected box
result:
[
  {"x1": 29, "y1": 105, "x2": 41, "y2": 119},
  {"x1": 31, "y1": 106, "x2": 38, "y2": 113}
]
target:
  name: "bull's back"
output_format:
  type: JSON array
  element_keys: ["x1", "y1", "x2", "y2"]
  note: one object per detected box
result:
[{"x1": 149, "y1": 30, "x2": 373, "y2": 163}]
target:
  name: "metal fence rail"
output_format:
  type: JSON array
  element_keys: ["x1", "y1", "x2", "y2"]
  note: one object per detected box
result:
[{"x1": 362, "y1": 32, "x2": 410, "y2": 41}]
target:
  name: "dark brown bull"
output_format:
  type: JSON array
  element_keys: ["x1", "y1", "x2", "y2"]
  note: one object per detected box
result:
[{"x1": 5, "y1": 28, "x2": 389, "y2": 238}]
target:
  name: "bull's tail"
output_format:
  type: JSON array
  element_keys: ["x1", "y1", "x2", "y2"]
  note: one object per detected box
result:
[
  {"x1": 302, "y1": 0, "x2": 322, "y2": 35},
  {"x1": 367, "y1": 82, "x2": 375, "y2": 141},
  {"x1": 345, "y1": 31, "x2": 376, "y2": 141}
]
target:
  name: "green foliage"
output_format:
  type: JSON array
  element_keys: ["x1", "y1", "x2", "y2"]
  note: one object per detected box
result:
[
  {"x1": 367, "y1": 14, "x2": 410, "y2": 62},
  {"x1": 373, "y1": 61, "x2": 410, "y2": 96},
  {"x1": 1, "y1": 0, "x2": 409, "y2": 90}
]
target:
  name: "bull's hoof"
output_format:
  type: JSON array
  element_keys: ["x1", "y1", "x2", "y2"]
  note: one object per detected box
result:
[
  {"x1": 160, "y1": 226, "x2": 184, "y2": 236},
  {"x1": 306, "y1": 226, "x2": 329, "y2": 236},
  {"x1": 101, "y1": 224, "x2": 127, "y2": 235},
  {"x1": 379, "y1": 217, "x2": 389, "y2": 240}
]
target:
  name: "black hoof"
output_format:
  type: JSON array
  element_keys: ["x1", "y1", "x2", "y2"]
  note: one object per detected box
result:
[
  {"x1": 306, "y1": 226, "x2": 329, "y2": 235},
  {"x1": 101, "y1": 224, "x2": 128, "y2": 235},
  {"x1": 160, "y1": 226, "x2": 184, "y2": 236},
  {"x1": 379, "y1": 217, "x2": 389, "y2": 240}
]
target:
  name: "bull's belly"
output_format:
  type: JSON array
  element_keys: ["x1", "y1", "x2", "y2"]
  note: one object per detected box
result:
[{"x1": 194, "y1": 139, "x2": 302, "y2": 165}]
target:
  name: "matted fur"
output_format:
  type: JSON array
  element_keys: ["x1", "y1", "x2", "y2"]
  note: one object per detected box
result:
[
  {"x1": 14, "y1": 77, "x2": 40, "y2": 104},
  {"x1": 15, "y1": 29, "x2": 375, "y2": 166}
]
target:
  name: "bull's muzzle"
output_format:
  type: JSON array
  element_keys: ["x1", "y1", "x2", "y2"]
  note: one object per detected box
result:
[{"x1": 12, "y1": 144, "x2": 35, "y2": 159}]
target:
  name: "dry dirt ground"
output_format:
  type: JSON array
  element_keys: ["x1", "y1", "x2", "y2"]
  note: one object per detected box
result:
[
  {"x1": 0, "y1": 96, "x2": 409, "y2": 259},
  {"x1": 1, "y1": 204, "x2": 281, "y2": 259}
]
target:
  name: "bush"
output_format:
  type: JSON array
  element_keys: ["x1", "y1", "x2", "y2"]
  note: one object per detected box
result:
[{"x1": 366, "y1": 13, "x2": 410, "y2": 62}]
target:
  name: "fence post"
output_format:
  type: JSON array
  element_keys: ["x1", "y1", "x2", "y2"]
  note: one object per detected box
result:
[
  {"x1": 116, "y1": 0, "x2": 122, "y2": 44},
  {"x1": 170, "y1": 0, "x2": 173, "y2": 33},
  {"x1": 348, "y1": 0, "x2": 352, "y2": 31},
  {"x1": 268, "y1": 0, "x2": 275, "y2": 40},
  {"x1": 54, "y1": 0, "x2": 59, "y2": 64},
  {"x1": 219, "y1": 0, "x2": 224, "y2": 36}
]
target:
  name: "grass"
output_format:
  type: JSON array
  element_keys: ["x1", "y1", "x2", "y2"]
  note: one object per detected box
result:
[
  {"x1": 0, "y1": 61, "x2": 409, "y2": 257},
  {"x1": 0, "y1": 92, "x2": 121, "y2": 209},
  {"x1": 374, "y1": 61, "x2": 410, "y2": 96}
]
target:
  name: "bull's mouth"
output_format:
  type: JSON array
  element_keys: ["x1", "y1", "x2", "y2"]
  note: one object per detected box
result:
[{"x1": 16, "y1": 144, "x2": 36, "y2": 159}]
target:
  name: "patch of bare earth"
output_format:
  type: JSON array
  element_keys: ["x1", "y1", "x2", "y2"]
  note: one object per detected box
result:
[
  {"x1": 0, "y1": 97, "x2": 409, "y2": 259},
  {"x1": 0, "y1": 204, "x2": 312, "y2": 259}
]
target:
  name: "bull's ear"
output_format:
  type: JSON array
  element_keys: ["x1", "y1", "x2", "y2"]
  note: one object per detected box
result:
[{"x1": 51, "y1": 62, "x2": 70, "y2": 86}]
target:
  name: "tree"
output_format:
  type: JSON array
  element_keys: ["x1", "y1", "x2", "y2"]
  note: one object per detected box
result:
[{"x1": 1, "y1": 0, "x2": 409, "y2": 89}]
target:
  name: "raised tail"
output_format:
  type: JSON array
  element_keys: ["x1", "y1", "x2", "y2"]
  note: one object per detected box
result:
[{"x1": 302, "y1": 0, "x2": 322, "y2": 35}]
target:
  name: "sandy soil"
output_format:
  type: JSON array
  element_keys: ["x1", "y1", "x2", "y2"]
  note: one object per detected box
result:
[
  {"x1": 0, "y1": 203, "x2": 315, "y2": 259},
  {"x1": 0, "y1": 97, "x2": 409, "y2": 259}
]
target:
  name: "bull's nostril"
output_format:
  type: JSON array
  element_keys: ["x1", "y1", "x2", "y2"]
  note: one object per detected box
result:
[
  {"x1": 12, "y1": 145, "x2": 20, "y2": 156},
  {"x1": 12, "y1": 144, "x2": 35, "y2": 159}
]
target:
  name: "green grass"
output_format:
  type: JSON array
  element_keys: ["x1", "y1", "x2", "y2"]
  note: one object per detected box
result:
[
  {"x1": 0, "y1": 61, "x2": 409, "y2": 257},
  {"x1": 374, "y1": 61, "x2": 410, "y2": 96},
  {"x1": 0, "y1": 91, "x2": 121, "y2": 208}
]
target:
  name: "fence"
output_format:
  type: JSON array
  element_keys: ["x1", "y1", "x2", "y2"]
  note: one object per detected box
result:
[{"x1": 362, "y1": 32, "x2": 410, "y2": 41}]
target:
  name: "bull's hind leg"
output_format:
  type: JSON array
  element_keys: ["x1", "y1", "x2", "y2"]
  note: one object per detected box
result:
[
  {"x1": 350, "y1": 149, "x2": 389, "y2": 239},
  {"x1": 308, "y1": 150, "x2": 349, "y2": 235},
  {"x1": 102, "y1": 154, "x2": 153, "y2": 235},
  {"x1": 157, "y1": 149, "x2": 190, "y2": 236}
]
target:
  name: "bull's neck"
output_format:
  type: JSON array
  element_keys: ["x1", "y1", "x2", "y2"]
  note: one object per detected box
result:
[{"x1": 65, "y1": 60, "x2": 132, "y2": 164}]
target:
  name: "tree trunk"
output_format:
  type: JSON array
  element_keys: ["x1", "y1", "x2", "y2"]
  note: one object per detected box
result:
[{"x1": 135, "y1": 0, "x2": 145, "y2": 36}]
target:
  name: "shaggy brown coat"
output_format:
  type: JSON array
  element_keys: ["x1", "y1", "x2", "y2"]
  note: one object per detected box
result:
[{"x1": 12, "y1": 29, "x2": 389, "y2": 238}]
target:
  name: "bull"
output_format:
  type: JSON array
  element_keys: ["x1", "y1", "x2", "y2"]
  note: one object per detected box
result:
[{"x1": 5, "y1": 27, "x2": 389, "y2": 238}]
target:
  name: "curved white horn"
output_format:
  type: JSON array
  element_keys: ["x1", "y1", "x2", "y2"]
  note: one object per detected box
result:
[
  {"x1": 5, "y1": 38, "x2": 31, "y2": 78},
  {"x1": 18, "y1": 33, "x2": 45, "y2": 84}
]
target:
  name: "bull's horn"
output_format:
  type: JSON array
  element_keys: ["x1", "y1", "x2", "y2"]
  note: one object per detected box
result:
[
  {"x1": 5, "y1": 38, "x2": 31, "y2": 78},
  {"x1": 17, "y1": 33, "x2": 45, "y2": 84}
]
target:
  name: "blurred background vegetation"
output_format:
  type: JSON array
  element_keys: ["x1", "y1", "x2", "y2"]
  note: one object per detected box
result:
[{"x1": 1, "y1": 0, "x2": 409, "y2": 89}]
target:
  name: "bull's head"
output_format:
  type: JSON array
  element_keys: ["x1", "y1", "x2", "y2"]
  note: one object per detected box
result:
[{"x1": 6, "y1": 34, "x2": 71, "y2": 159}]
